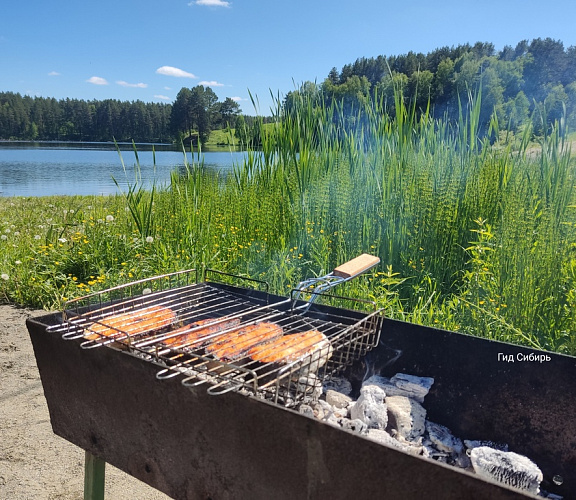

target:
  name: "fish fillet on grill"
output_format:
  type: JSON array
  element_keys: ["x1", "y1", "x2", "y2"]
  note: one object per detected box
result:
[
  {"x1": 162, "y1": 317, "x2": 241, "y2": 349},
  {"x1": 83, "y1": 305, "x2": 177, "y2": 340},
  {"x1": 205, "y1": 322, "x2": 283, "y2": 361},
  {"x1": 247, "y1": 330, "x2": 333, "y2": 371}
]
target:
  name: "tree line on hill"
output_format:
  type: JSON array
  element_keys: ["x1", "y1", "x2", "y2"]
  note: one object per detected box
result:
[
  {"x1": 284, "y1": 37, "x2": 576, "y2": 137},
  {"x1": 0, "y1": 87, "x2": 244, "y2": 144},
  {"x1": 2, "y1": 38, "x2": 576, "y2": 145},
  {"x1": 0, "y1": 93, "x2": 174, "y2": 143}
]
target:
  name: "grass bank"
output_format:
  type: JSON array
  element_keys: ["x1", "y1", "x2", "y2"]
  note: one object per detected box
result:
[{"x1": 1, "y1": 91, "x2": 575, "y2": 355}]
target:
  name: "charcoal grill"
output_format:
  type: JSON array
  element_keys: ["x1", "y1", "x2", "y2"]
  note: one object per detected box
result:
[
  {"x1": 26, "y1": 258, "x2": 576, "y2": 500},
  {"x1": 55, "y1": 255, "x2": 383, "y2": 407}
]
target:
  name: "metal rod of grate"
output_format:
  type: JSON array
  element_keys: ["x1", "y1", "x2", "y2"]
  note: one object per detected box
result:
[{"x1": 51, "y1": 267, "x2": 383, "y2": 406}]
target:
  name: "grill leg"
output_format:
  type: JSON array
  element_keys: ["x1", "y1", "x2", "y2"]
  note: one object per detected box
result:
[{"x1": 84, "y1": 450, "x2": 106, "y2": 500}]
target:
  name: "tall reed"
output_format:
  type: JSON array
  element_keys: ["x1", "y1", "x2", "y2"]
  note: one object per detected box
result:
[{"x1": 1, "y1": 86, "x2": 574, "y2": 354}]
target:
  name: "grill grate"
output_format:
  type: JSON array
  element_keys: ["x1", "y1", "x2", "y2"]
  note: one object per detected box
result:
[{"x1": 50, "y1": 269, "x2": 383, "y2": 407}]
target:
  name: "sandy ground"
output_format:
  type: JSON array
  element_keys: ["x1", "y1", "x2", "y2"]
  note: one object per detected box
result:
[{"x1": 0, "y1": 305, "x2": 171, "y2": 500}]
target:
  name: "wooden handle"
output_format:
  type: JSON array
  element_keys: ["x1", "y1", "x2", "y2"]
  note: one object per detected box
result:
[{"x1": 333, "y1": 254, "x2": 380, "y2": 279}]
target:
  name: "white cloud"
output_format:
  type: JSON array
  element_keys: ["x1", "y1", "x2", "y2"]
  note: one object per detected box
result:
[
  {"x1": 116, "y1": 80, "x2": 148, "y2": 88},
  {"x1": 199, "y1": 80, "x2": 224, "y2": 87},
  {"x1": 164, "y1": 86, "x2": 172, "y2": 90},
  {"x1": 86, "y1": 76, "x2": 109, "y2": 85},
  {"x1": 48, "y1": 71, "x2": 60, "y2": 76},
  {"x1": 230, "y1": 96, "x2": 246, "y2": 102},
  {"x1": 190, "y1": 0, "x2": 231, "y2": 7},
  {"x1": 154, "y1": 95, "x2": 171, "y2": 101},
  {"x1": 156, "y1": 66, "x2": 197, "y2": 78}
]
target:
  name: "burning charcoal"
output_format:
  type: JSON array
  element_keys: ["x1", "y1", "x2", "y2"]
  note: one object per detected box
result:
[
  {"x1": 366, "y1": 429, "x2": 423, "y2": 456},
  {"x1": 363, "y1": 375, "x2": 409, "y2": 398},
  {"x1": 425, "y1": 421, "x2": 471, "y2": 468},
  {"x1": 426, "y1": 421, "x2": 464, "y2": 454},
  {"x1": 363, "y1": 374, "x2": 433, "y2": 403},
  {"x1": 314, "y1": 399, "x2": 342, "y2": 425},
  {"x1": 325, "y1": 389, "x2": 352, "y2": 410},
  {"x1": 316, "y1": 398, "x2": 334, "y2": 415},
  {"x1": 333, "y1": 406, "x2": 348, "y2": 419},
  {"x1": 292, "y1": 373, "x2": 323, "y2": 402},
  {"x1": 350, "y1": 385, "x2": 388, "y2": 429},
  {"x1": 464, "y1": 439, "x2": 509, "y2": 452},
  {"x1": 469, "y1": 446, "x2": 543, "y2": 495},
  {"x1": 309, "y1": 401, "x2": 326, "y2": 420},
  {"x1": 299, "y1": 404, "x2": 315, "y2": 418},
  {"x1": 340, "y1": 418, "x2": 368, "y2": 434},
  {"x1": 390, "y1": 373, "x2": 434, "y2": 403},
  {"x1": 422, "y1": 438, "x2": 449, "y2": 460},
  {"x1": 323, "y1": 376, "x2": 353, "y2": 396},
  {"x1": 323, "y1": 412, "x2": 340, "y2": 427},
  {"x1": 385, "y1": 395, "x2": 426, "y2": 441}
]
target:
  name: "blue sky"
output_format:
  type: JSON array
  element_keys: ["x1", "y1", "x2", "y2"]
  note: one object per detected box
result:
[{"x1": 2, "y1": 0, "x2": 576, "y2": 115}]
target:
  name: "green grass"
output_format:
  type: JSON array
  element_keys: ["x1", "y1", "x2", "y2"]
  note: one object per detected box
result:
[
  {"x1": 1, "y1": 90, "x2": 575, "y2": 355},
  {"x1": 203, "y1": 127, "x2": 237, "y2": 148}
]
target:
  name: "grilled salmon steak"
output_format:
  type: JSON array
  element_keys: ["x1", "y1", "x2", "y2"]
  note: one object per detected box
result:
[
  {"x1": 205, "y1": 322, "x2": 283, "y2": 361},
  {"x1": 162, "y1": 317, "x2": 241, "y2": 349},
  {"x1": 84, "y1": 305, "x2": 177, "y2": 340},
  {"x1": 247, "y1": 330, "x2": 333, "y2": 366}
]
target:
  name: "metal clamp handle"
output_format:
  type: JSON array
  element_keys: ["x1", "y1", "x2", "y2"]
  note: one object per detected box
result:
[{"x1": 293, "y1": 254, "x2": 380, "y2": 311}]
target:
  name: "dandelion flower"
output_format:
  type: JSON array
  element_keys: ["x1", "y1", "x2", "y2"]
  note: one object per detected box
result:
[
  {"x1": 106, "y1": 215, "x2": 114, "y2": 222},
  {"x1": 58, "y1": 238, "x2": 67, "y2": 243},
  {"x1": 34, "y1": 235, "x2": 41, "y2": 240},
  {"x1": 14, "y1": 231, "x2": 20, "y2": 236},
  {"x1": 0, "y1": 235, "x2": 7, "y2": 241},
  {"x1": 1, "y1": 273, "x2": 8, "y2": 281},
  {"x1": 15, "y1": 260, "x2": 21, "y2": 265},
  {"x1": 145, "y1": 236, "x2": 154, "y2": 243}
]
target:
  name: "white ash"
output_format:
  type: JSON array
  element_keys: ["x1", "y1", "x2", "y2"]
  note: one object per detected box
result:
[
  {"x1": 366, "y1": 429, "x2": 424, "y2": 456},
  {"x1": 386, "y1": 395, "x2": 426, "y2": 440},
  {"x1": 470, "y1": 446, "x2": 543, "y2": 495},
  {"x1": 340, "y1": 418, "x2": 368, "y2": 434},
  {"x1": 426, "y1": 421, "x2": 464, "y2": 455},
  {"x1": 464, "y1": 439, "x2": 509, "y2": 452},
  {"x1": 363, "y1": 373, "x2": 433, "y2": 403},
  {"x1": 323, "y1": 376, "x2": 352, "y2": 396},
  {"x1": 325, "y1": 389, "x2": 352, "y2": 409},
  {"x1": 426, "y1": 421, "x2": 471, "y2": 468},
  {"x1": 391, "y1": 373, "x2": 434, "y2": 402},
  {"x1": 349, "y1": 384, "x2": 388, "y2": 429},
  {"x1": 299, "y1": 404, "x2": 315, "y2": 419},
  {"x1": 295, "y1": 371, "x2": 549, "y2": 496},
  {"x1": 422, "y1": 438, "x2": 451, "y2": 460},
  {"x1": 294, "y1": 373, "x2": 323, "y2": 401},
  {"x1": 315, "y1": 398, "x2": 335, "y2": 416},
  {"x1": 313, "y1": 398, "x2": 346, "y2": 423}
]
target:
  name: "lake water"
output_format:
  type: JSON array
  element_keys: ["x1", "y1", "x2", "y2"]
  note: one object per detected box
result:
[{"x1": 0, "y1": 142, "x2": 246, "y2": 197}]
